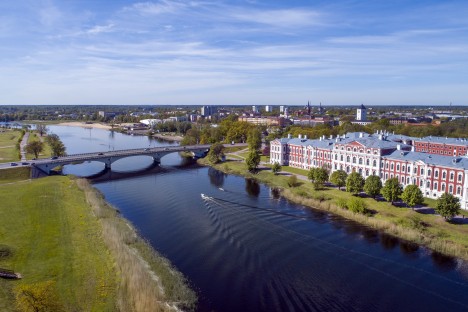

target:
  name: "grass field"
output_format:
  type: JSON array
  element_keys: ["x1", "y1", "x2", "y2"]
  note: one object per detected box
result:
[
  {"x1": 202, "y1": 157, "x2": 468, "y2": 260},
  {"x1": 0, "y1": 129, "x2": 21, "y2": 163},
  {"x1": 0, "y1": 173, "x2": 116, "y2": 311},
  {"x1": 0, "y1": 170, "x2": 196, "y2": 311}
]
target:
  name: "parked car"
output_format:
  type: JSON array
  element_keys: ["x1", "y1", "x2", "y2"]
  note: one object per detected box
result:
[{"x1": 10, "y1": 163, "x2": 18, "y2": 166}]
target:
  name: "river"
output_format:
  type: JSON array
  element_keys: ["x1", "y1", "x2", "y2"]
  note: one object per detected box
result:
[{"x1": 48, "y1": 125, "x2": 468, "y2": 312}]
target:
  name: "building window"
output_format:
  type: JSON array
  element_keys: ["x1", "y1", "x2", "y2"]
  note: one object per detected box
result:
[
  {"x1": 397, "y1": 164, "x2": 400, "y2": 171},
  {"x1": 335, "y1": 154, "x2": 338, "y2": 160},
  {"x1": 450, "y1": 172, "x2": 454, "y2": 181},
  {"x1": 353, "y1": 157, "x2": 356, "y2": 164},
  {"x1": 420, "y1": 180, "x2": 423, "y2": 187},
  {"x1": 366, "y1": 159, "x2": 370, "y2": 166},
  {"x1": 407, "y1": 166, "x2": 411, "y2": 173},
  {"x1": 341, "y1": 155, "x2": 344, "y2": 161},
  {"x1": 427, "y1": 169, "x2": 431, "y2": 176},
  {"x1": 402, "y1": 165, "x2": 406, "y2": 172},
  {"x1": 386, "y1": 162, "x2": 389, "y2": 169},
  {"x1": 449, "y1": 185, "x2": 453, "y2": 194},
  {"x1": 385, "y1": 173, "x2": 388, "y2": 179},
  {"x1": 457, "y1": 187, "x2": 461, "y2": 195},
  {"x1": 421, "y1": 168, "x2": 424, "y2": 175},
  {"x1": 435, "y1": 170, "x2": 439, "y2": 178},
  {"x1": 434, "y1": 182, "x2": 438, "y2": 190},
  {"x1": 401, "y1": 177, "x2": 405, "y2": 183},
  {"x1": 347, "y1": 156, "x2": 350, "y2": 162},
  {"x1": 442, "y1": 171, "x2": 446, "y2": 179},
  {"x1": 426, "y1": 181, "x2": 430, "y2": 188},
  {"x1": 373, "y1": 160, "x2": 377, "y2": 167},
  {"x1": 359, "y1": 158, "x2": 363, "y2": 165},
  {"x1": 391, "y1": 163, "x2": 394, "y2": 170},
  {"x1": 366, "y1": 169, "x2": 369, "y2": 176},
  {"x1": 458, "y1": 174, "x2": 463, "y2": 182},
  {"x1": 442, "y1": 183, "x2": 446, "y2": 192}
]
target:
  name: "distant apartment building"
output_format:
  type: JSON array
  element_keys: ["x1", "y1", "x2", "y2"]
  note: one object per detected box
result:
[
  {"x1": 252, "y1": 105, "x2": 259, "y2": 113},
  {"x1": 265, "y1": 105, "x2": 272, "y2": 112},
  {"x1": 98, "y1": 111, "x2": 117, "y2": 118},
  {"x1": 270, "y1": 131, "x2": 468, "y2": 209},
  {"x1": 201, "y1": 106, "x2": 217, "y2": 117},
  {"x1": 280, "y1": 106, "x2": 285, "y2": 113}
]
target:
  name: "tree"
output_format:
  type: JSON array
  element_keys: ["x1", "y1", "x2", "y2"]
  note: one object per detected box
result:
[
  {"x1": 330, "y1": 170, "x2": 347, "y2": 190},
  {"x1": 207, "y1": 142, "x2": 224, "y2": 164},
  {"x1": 401, "y1": 185, "x2": 424, "y2": 209},
  {"x1": 15, "y1": 280, "x2": 64, "y2": 312},
  {"x1": 271, "y1": 162, "x2": 281, "y2": 175},
  {"x1": 364, "y1": 175, "x2": 382, "y2": 199},
  {"x1": 435, "y1": 193, "x2": 460, "y2": 221},
  {"x1": 25, "y1": 141, "x2": 44, "y2": 159},
  {"x1": 308, "y1": 167, "x2": 329, "y2": 190},
  {"x1": 346, "y1": 172, "x2": 364, "y2": 195},
  {"x1": 46, "y1": 134, "x2": 67, "y2": 157},
  {"x1": 247, "y1": 127, "x2": 262, "y2": 151},
  {"x1": 381, "y1": 178, "x2": 403, "y2": 204},
  {"x1": 245, "y1": 149, "x2": 260, "y2": 172},
  {"x1": 36, "y1": 124, "x2": 48, "y2": 137}
]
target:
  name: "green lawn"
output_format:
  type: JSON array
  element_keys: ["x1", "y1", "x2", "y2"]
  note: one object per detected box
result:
[
  {"x1": 0, "y1": 175, "x2": 116, "y2": 311},
  {"x1": 26, "y1": 132, "x2": 52, "y2": 159},
  {"x1": 205, "y1": 158, "x2": 468, "y2": 260},
  {"x1": 0, "y1": 129, "x2": 21, "y2": 163}
]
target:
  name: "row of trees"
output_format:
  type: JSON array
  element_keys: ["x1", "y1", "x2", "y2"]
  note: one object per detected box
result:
[
  {"x1": 25, "y1": 128, "x2": 67, "y2": 158},
  {"x1": 304, "y1": 168, "x2": 461, "y2": 220}
]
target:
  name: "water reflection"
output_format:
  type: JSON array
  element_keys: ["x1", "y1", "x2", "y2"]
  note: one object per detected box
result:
[
  {"x1": 431, "y1": 252, "x2": 458, "y2": 271},
  {"x1": 400, "y1": 241, "x2": 420, "y2": 258},
  {"x1": 245, "y1": 178, "x2": 260, "y2": 197},
  {"x1": 208, "y1": 168, "x2": 225, "y2": 188},
  {"x1": 380, "y1": 233, "x2": 399, "y2": 250},
  {"x1": 270, "y1": 187, "x2": 281, "y2": 200}
]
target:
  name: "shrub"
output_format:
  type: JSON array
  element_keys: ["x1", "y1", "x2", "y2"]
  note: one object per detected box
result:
[
  {"x1": 336, "y1": 198, "x2": 348, "y2": 209},
  {"x1": 347, "y1": 198, "x2": 368, "y2": 214},
  {"x1": 288, "y1": 175, "x2": 298, "y2": 187}
]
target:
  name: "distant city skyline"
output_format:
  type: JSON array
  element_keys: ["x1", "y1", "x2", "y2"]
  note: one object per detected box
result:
[{"x1": 1, "y1": 0, "x2": 467, "y2": 106}]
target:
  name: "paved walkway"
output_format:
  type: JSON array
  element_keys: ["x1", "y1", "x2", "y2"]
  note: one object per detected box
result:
[{"x1": 20, "y1": 132, "x2": 29, "y2": 161}]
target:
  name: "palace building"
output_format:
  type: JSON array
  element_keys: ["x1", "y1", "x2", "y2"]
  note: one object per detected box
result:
[{"x1": 270, "y1": 131, "x2": 468, "y2": 209}]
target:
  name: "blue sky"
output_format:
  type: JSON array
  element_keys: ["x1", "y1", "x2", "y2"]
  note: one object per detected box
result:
[{"x1": 1, "y1": 0, "x2": 467, "y2": 106}]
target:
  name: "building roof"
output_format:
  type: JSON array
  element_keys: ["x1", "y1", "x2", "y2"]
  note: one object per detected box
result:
[
  {"x1": 384, "y1": 150, "x2": 468, "y2": 170},
  {"x1": 359, "y1": 104, "x2": 366, "y2": 109},
  {"x1": 416, "y1": 136, "x2": 468, "y2": 146}
]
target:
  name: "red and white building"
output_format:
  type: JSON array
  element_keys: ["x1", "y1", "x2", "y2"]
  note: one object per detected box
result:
[
  {"x1": 414, "y1": 137, "x2": 468, "y2": 157},
  {"x1": 270, "y1": 132, "x2": 468, "y2": 209}
]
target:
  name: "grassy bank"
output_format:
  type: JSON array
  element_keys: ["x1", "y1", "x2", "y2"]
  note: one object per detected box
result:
[
  {"x1": 77, "y1": 179, "x2": 197, "y2": 311},
  {"x1": 0, "y1": 129, "x2": 22, "y2": 162},
  {"x1": 200, "y1": 158, "x2": 468, "y2": 260},
  {"x1": 0, "y1": 170, "x2": 196, "y2": 311},
  {"x1": 26, "y1": 131, "x2": 52, "y2": 159}
]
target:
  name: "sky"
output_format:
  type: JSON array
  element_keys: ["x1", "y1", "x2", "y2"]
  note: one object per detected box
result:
[{"x1": 0, "y1": 0, "x2": 467, "y2": 106}]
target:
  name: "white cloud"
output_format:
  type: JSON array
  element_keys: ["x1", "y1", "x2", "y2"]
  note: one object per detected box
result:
[
  {"x1": 87, "y1": 23, "x2": 114, "y2": 34},
  {"x1": 231, "y1": 8, "x2": 323, "y2": 28}
]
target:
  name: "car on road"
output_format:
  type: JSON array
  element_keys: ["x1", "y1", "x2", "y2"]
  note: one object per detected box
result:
[
  {"x1": 10, "y1": 163, "x2": 18, "y2": 166},
  {"x1": 144, "y1": 148, "x2": 150, "y2": 151},
  {"x1": 21, "y1": 162, "x2": 29, "y2": 165},
  {"x1": 98, "y1": 152, "x2": 104, "y2": 155},
  {"x1": 51, "y1": 156, "x2": 58, "y2": 160}
]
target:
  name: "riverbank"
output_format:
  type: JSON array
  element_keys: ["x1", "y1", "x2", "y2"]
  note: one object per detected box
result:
[
  {"x1": 58, "y1": 121, "x2": 112, "y2": 129},
  {"x1": 199, "y1": 157, "x2": 468, "y2": 261},
  {"x1": 0, "y1": 168, "x2": 196, "y2": 311}
]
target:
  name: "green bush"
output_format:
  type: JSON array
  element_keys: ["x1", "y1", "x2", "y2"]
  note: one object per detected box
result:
[
  {"x1": 348, "y1": 198, "x2": 368, "y2": 214},
  {"x1": 336, "y1": 198, "x2": 348, "y2": 209},
  {"x1": 288, "y1": 175, "x2": 298, "y2": 187}
]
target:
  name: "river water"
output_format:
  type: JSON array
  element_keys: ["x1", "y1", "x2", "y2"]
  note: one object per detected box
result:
[{"x1": 48, "y1": 125, "x2": 468, "y2": 312}]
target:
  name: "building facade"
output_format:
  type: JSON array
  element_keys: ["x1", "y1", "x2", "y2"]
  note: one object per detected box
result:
[
  {"x1": 413, "y1": 137, "x2": 468, "y2": 157},
  {"x1": 270, "y1": 132, "x2": 468, "y2": 209}
]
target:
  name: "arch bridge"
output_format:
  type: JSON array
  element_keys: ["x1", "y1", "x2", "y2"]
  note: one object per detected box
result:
[{"x1": 31, "y1": 144, "x2": 213, "y2": 176}]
